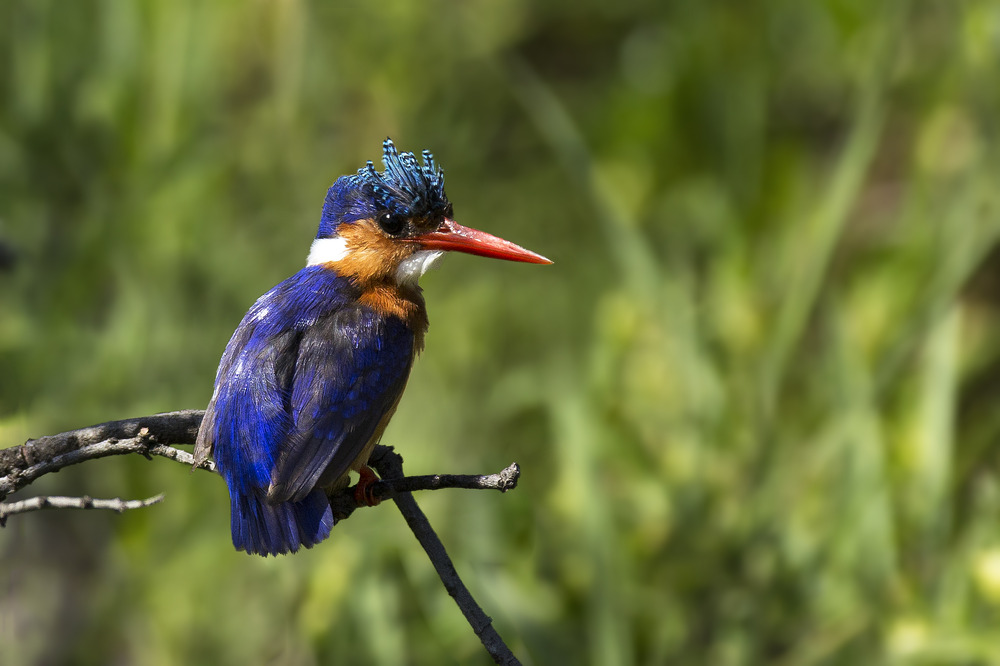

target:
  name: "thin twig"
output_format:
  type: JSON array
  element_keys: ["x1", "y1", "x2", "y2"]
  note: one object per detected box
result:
[
  {"x1": 0, "y1": 494, "x2": 164, "y2": 525},
  {"x1": 369, "y1": 446, "x2": 522, "y2": 666},
  {"x1": 376, "y1": 464, "x2": 521, "y2": 495},
  {"x1": 329, "y1": 462, "x2": 521, "y2": 519}
]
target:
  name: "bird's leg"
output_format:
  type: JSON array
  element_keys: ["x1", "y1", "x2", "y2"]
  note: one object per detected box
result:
[{"x1": 353, "y1": 465, "x2": 382, "y2": 506}]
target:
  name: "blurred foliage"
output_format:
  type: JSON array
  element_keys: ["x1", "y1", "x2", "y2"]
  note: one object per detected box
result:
[{"x1": 3, "y1": 0, "x2": 1000, "y2": 664}]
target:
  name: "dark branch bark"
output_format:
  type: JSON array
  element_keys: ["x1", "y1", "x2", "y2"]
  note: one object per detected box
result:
[
  {"x1": 0, "y1": 410, "x2": 523, "y2": 664},
  {"x1": 0, "y1": 410, "x2": 208, "y2": 499}
]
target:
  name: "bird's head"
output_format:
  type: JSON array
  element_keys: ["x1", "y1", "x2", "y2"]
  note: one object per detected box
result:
[{"x1": 307, "y1": 138, "x2": 551, "y2": 287}]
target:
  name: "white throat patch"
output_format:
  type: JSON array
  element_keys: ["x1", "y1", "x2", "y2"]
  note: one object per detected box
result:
[
  {"x1": 306, "y1": 237, "x2": 349, "y2": 266},
  {"x1": 395, "y1": 250, "x2": 445, "y2": 285}
]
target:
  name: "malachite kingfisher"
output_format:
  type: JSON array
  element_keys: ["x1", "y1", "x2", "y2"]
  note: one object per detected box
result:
[{"x1": 193, "y1": 139, "x2": 551, "y2": 556}]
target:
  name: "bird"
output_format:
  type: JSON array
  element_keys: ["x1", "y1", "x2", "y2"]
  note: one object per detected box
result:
[{"x1": 193, "y1": 138, "x2": 551, "y2": 556}]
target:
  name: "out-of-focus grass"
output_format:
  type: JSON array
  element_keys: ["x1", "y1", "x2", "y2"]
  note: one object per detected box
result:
[{"x1": 4, "y1": 1, "x2": 1000, "y2": 664}]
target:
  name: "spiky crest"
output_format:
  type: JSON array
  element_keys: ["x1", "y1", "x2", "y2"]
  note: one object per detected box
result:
[{"x1": 316, "y1": 138, "x2": 451, "y2": 238}]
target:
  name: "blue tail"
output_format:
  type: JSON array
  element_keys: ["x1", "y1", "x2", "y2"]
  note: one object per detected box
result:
[{"x1": 229, "y1": 487, "x2": 334, "y2": 556}]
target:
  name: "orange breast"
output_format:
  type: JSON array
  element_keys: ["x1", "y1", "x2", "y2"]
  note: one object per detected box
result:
[{"x1": 358, "y1": 284, "x2": 429, "y2": 351}]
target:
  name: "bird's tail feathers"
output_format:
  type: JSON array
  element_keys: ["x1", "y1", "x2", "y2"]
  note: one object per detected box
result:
[{"x1": 230, "y1": 487, "x2": 334, "y2": 556}]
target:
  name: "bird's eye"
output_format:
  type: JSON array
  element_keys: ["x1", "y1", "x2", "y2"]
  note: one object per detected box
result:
[{"x1": 378, "y1": 212, "x2": 407, "y2": 236}]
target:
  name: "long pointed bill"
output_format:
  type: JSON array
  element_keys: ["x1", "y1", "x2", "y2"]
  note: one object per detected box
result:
[{"x1": 411, "y1": 219, "x2": 552, "y2": 264}]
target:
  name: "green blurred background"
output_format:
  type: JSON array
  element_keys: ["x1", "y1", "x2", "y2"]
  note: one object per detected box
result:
[{"x1": 4, "y1": 0, "x2": 1000, "y2": 664}]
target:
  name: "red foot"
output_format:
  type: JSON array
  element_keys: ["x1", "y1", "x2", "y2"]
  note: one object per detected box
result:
[{"x1": 353, "y1": 465, "x2": 382, "y2": 507}]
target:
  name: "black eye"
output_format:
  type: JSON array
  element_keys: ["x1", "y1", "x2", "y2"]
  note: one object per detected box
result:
[{"x1": 378, "y1": 212, "x2": 407, "y2": 236}]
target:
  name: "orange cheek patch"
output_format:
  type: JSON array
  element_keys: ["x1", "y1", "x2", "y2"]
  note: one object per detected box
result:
[
  {"x1": 335, "y1": 220, "x2": 430, "y2": 349},
  {"x1": 336, "y1": 221, "x2": 413, "y2": 285}
]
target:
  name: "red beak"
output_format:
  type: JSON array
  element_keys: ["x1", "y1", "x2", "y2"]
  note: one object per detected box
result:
[{"x1": 410, "y1": 219, "x2": 552, "y2": 264}]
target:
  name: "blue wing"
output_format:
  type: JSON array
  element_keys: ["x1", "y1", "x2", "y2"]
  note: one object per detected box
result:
[
  {"x1": 195, "y1": 266, "x2": 415, "y2": 554},
  {"x1": 268, "y1": 305, "x2": 415, "y2": 503}
]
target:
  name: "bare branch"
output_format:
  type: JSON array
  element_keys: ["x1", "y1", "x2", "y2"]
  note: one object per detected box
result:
[
  {"x1": 1, "y1": 410, "x2": 525, "y2": 664},
  {"x1": 329, "y1": 462, "x2": 521, "y2": 520},
  {"x1": 2, "y1": 410, "x2": 516, "y2": 517},
  {"x1": 368, "y1": 446, "x2": 522, "y2": 666},
  {"x1": 0, "y1": 493, "x2": 164, "y2": 525},
  {"x1": 0, "y1": 410, "x2": 206, "y2": 500},
  {"x1": 376, "y1": 463, "x2": 521, "y2": 495}
]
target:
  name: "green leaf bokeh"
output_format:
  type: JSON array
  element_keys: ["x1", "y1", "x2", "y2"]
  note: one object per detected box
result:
[{"x1": 4, "y1": 1, "x2": 1000, "y2": 664}]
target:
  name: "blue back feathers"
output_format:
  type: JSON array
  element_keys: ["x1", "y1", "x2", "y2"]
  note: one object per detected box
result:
[
  {"x1": 317, "y1": 138, "x2": 452, "y2": 238},
  {"x1": 200, "y1": 266, "x2": 418, "y2": 555}
]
